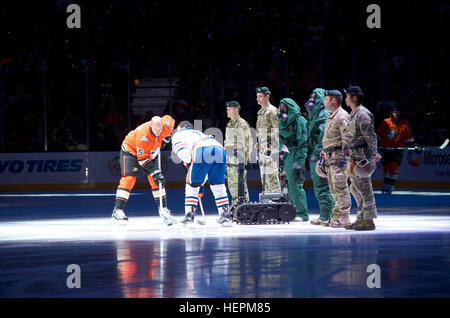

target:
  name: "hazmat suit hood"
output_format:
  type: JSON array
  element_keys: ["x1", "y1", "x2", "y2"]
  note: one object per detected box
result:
[
  {"x1": 308, "y1": 88, "x2": 326, "y2": 117},
  {"x1": 279, "y1": 98, "x2": 301, "y2": 129}
]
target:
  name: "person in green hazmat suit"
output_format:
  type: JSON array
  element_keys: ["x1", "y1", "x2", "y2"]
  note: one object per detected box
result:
[
  {"x1": 278, "y1": 98, "x2": 309, "y2": 222},
  {"x1": 304, "y1": 88, "x2": 335, "y2": 225}
]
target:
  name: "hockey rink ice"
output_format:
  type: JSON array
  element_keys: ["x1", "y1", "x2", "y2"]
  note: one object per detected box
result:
[{"x1": 0, "y1": 189, "x2": 449, "y2": 298}]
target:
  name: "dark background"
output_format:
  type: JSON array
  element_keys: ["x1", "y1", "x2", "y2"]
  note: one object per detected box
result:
[{"x1": 0, "y1": 0, "x2": 448, "y2": 152}]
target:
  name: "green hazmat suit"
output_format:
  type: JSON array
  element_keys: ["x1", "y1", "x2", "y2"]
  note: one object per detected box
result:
[
  {"x1": 278, "y1": 98, "x2": 309, "y2": 221},
  {"x1": 307, "y1": 88, "x2": 334, "y2": 221}
]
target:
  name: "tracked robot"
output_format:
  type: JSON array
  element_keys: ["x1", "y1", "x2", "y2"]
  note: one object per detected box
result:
[{"x1": 231, "y1": 150, "x2": 296, "y2": 224}]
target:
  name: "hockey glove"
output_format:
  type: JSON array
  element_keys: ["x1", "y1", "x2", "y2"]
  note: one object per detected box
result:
[
  {"x1": 198, "y1": 184, "x2": 205, "y2": 199},
  {"x1": 161, "y1": 136, "x2": 171, "y2": 150},
  {"x1": 150, "y1": 168, "x2": 165, "y2": 186}
]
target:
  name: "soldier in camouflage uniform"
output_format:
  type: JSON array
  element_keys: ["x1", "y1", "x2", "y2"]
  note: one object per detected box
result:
[
  {"x1": 342, "y1": 86, "x2": 380, "y2": 231},
  {"x1": 224, "y1": 101, "x2": 252, "y2": 206},
  {"x1": 319, "y1": 90, "x2": 352, "y2": 228},
  {"x1": 305, "y1": 88, "x2": 335, "y2": 225},
  {"x1": 255, "y1": 87, "x2": 281, "y2": 193}
]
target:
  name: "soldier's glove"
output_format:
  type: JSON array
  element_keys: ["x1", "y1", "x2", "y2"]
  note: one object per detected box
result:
[
  {"x1": 293, "y1": 162, "x2": 307, "y2": 182},
  {"x1": 315, "y1": 160, "x2": 328, "y2": 179},
  {"x1": 280, "y1": 144, "x2": 290, "y2": 154},
  {"x1": 150, "y1": 168, "x2": 165, "y2": 186}
]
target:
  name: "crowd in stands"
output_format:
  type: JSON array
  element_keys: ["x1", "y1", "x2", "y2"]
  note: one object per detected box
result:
[{"x1": 1, "y1": 0, "x2": 448, "y2": 152}]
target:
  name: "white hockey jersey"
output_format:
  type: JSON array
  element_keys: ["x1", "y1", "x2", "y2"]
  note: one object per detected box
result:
[{"x1": 171, "y1": 128, "x2": 223, "y2": 164}]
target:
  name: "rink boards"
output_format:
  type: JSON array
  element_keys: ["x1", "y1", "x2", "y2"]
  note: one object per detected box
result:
[{"x1": 0, "y1": 148, "x2": 449, "y2": 191}]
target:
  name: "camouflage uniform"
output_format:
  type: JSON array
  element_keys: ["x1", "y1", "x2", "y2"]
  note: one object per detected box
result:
[
  {"x1": 306, "y1": 88, "x2": 334, "y2": 223},
  {"x1": 322, "y1": 106, "x2": 351, "y2": 226},
  {"x1": 256, "y1": 103, "x2": 281, "y2": 193},
  {"x1": 225, "y1": 115, "x2": 252, "y2": 205},
  {"x1": 342, "y1": 105, "x2": 378, "y2": 225}
]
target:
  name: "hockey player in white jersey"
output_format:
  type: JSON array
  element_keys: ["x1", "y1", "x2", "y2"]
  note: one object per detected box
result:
[{"x1": 171, "y1": 121, "x2": 232, "y2": 227}]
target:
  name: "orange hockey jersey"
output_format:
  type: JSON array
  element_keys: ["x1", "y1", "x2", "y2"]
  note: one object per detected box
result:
[
  {"x1": 121, "y1": 115, "x2": 175, "y2": 169},
  {"x1": 377, "y1": 118, "x2": 413, "y2": 148}
]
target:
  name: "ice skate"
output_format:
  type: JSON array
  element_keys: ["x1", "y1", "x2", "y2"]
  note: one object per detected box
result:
[
  {"x1": 217, "y1": 207, "x2": 232, "y2": 227},
  {"x1": 385, "y1": 184, "x2": 394, "y2": 194},
  {"x1": 329, "y1": 214, "x2": 351, "y2": 228},
  {"x1": 111, "y1": 208, "x2": 128, "y2": 222},
  {"x1": 181, "y1": 212, "x2": 195, "y2": 225},
  {"x1": 381, "y1": 184, "x2": 388, "y2": 194},
  {"x1": 158, "y1": 207, "x2": 177, "y2": 226}
]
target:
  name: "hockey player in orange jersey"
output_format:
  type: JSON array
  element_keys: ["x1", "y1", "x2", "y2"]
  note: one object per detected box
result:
[
  {"x1": 376, "y1": 106, "x2": 415, "y2": 194},
  {"x1": 111, "y1": 115, "x2": 178, "y2": 225}
]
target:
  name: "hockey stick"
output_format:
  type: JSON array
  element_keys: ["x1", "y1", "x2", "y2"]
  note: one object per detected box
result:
[
  {"x1": 196, "y1": 195, "x2": 206, "y2": 225},
  {"x1": 379, "y1": 142, "x2": 448, "y2": 152},
  {"x1": 158, "y1": 151, "x2": 163, "y2": 212},
  {"x1": 157, "y1": 152, "x2": 176, "y2": 225},
  {"x1": 377, "y1": 138, "x2": 449, "y2": 151},
  {"x1": 439, "y1": 138, "x2": 449, "y2": 150}
]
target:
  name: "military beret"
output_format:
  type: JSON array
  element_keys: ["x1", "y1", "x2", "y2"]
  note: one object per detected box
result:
[
  {"x1": 256, "y1": 86, "x2": 271, "y2": 95},
  {"x1": 226, "y1": 101, "x2": 240, "y2": 108},
  {"x1": 344, "y1": 86, "x2": 364, "y2": 97},
  {"x1": 325, "y1": 89, "x2": 342, "y2": 97}
]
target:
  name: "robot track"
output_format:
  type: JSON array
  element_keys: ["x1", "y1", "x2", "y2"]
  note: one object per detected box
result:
[{"x1": 233, "y1": 202, "x2": 296, "y2": 224}]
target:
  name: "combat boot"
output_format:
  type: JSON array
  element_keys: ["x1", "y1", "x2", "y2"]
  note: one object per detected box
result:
[
  {"x1": 345, "y1": 220, "x2": 364, "y2": 230},
  {"x1": 293, "y1": 215, "x2": 309, "y2": 222},
  {"x1": 329, "y1": 214, "x2": 351, "y2": 228},
  {"x1": 311, "y1": 218, "x2": 329, "y2": 226},
  {"x1": 354, "y1": 219, "x2": 376, "y2": 231}
]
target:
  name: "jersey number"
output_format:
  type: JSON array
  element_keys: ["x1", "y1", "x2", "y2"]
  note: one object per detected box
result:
[{"x1": 137, "y1": 147, "x2": 144, "y2": 156}]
